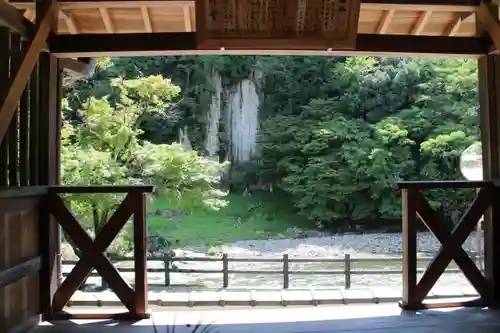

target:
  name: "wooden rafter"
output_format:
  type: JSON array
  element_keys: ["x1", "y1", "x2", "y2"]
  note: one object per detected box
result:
[
  {"x1": 0, "y1": 0, "x2": 58, "y2": 143},
  {"x1": 183, "y1": 5, "x2": 192, "y2": 32},
  {"x1": 59, "y1": 10, "x2": 78, "y2": 34},
  {"x1": 361, "y1": 2, "x2": 477, "y2": 12},
  {"x1": 476, "y1": 2, "x2": 500, "y2": 52},
  {"x1": 0, "y1": 0, "x2": 34, "y2": 38},
  {"x1": 411, "y1": 11, "x2": 432, "y2": 35},
  {"x1": 3, "y1": 0, "x2": 481, "y2": 37},
  {"x1": 99, "y1": 7, "x2": 114, "y2": 33},
  {"x1": 140, "y1": 6, "x2": 152, "y2": 32},
  {"x1": 10, "y1": 0, "x2": 194, "y2": 9},
  {"x1": 376, "y1": 9, "x2": 395, "y2": 34},
  {"x1": 444, "y1": 12, "x2": 469, "y2": 36}
]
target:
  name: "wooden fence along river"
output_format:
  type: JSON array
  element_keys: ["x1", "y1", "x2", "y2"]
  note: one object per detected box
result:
[{"x1": 62, "y1": 253, "x2": 483, "y2": 290}]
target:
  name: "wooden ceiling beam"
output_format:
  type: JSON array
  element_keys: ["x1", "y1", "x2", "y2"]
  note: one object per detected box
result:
[
  {"x1": 7, "y1": 0, "x2": 478, "y2": 11},
  {"x1": 411, "y1": 11, "x2": 432, "y2": 35},
  {"x1": 10, "y1": 1, "x2": 193, "y2": 10},
  {"x1": 183, "y1": 5, "x2": 192, "y2": 32},
  {"x1": 476, "y1": 2, "x2": 500, "y2": 53},
  {"x1": 445, "y1": 12, "x2": 472, "y2": 36},
  {"x1": 47, "y1": 32, "x2": 489, "y2": 58},
  {"x1": 376, "y1": 9, "x2": 395, "y2": 34},
  {"x1": 354, "y1": 34, "x2": 486, "y2": 57},
  {"x1": 140, "y1": 7, "x2": 152, "y2": 32},
  {"x1": 49, "y1": 32, "x2": 196, "y2": 57},
  {"x1": 60, "y1": 10, "x2": 78, "y2": 34},
  {"x1": 0, "y1": 0, "x2": 36, "y2": 38},
  {"x1": 99, "y1": 7, "x2": 114, "y2": 33},
  {"x1": 361, "y1": 1, "x2": 478, "y2": 12}
]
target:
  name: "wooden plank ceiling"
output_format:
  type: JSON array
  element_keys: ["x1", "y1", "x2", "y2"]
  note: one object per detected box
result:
[{"x1": 8, "y1": 0, "x2": 477, "y2": 37}]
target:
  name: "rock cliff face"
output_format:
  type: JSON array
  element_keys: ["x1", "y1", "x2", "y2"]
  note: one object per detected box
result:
[
  {"x1": 62, "y1": 58, "x2": 97, "y2": 87},
  {"x1": 204, "y1": 72, "x2": 223, "y2": 160},
  {"x1": 64, "y1": 61, "x2": 262, "y2": 163},
  {"x1": 203, "y1": 71, "x2": 262, "y2": 163}
]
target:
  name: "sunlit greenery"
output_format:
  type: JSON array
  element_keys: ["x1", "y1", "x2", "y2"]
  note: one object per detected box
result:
[{"x1": 61, "y1": 55, "x2": 480, "y2": 254}]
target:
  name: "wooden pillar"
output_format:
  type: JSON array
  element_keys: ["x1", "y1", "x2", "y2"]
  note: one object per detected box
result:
[
  {"x1": 478, "y1": 54, "x2": 500, "y2": 307},
  {"x1": 8, "y1": 34, "x2": 22, "y2": 188},
  {"x1": 38, "y1": 53, "x2": 60, "y2": 186},
  {"x1": 400, "y1": 188, "x2": 418, "y2": 309},
  {"x1": 38, "y1": 51, "x2": 61, "y2": 320},
  {"x1": 133, "y1": 192, "x2": 148, "y2": 315},
  {"x1": 0, "y1": 28, "x2": 10, "y2": 188},
  {"x1": 36, "y1": 0, "x2": 62, "y2": 320}
]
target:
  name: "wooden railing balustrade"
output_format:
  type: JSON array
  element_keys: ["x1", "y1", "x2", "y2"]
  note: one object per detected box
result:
[
  {"x1": 46, "y1": 185, "x2": 153, "y2": 320},
  {"x1": 62, "y1": 253, "x2": 484, "y2": 291},
  {"x1": 398, "y1": 180, "x2": 494, "y2": 310}
]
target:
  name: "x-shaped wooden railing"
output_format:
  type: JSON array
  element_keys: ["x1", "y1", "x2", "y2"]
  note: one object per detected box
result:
[
  {"x1": 398, "y1": 180, "x2": 493, "y2": 310},
  {"x1": 46, "y1": 185, "x2": 153, "y2": 320}
]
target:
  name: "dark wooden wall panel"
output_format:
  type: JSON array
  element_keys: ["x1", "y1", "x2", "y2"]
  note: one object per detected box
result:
[
  {"x1": 0, "y1": 11, "x2": 60, "y2": 329},
  {"x1": 0, "y1": 193, "x2": 42, "y2": 333}
]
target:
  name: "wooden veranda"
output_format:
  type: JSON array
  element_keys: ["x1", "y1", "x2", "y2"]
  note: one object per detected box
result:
[{"x1": 2, "y1": 0, "x2": 500, "y2": 332}]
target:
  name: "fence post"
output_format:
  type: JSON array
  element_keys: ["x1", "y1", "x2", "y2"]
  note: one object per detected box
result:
[
  {"x1": 283, "y1": 254, "x2": 289, "y2": 289},
  {"x1": 222, "y1": 253, "x2": 229, "y2": 288},
  {"x1": 344, "y1": 254, "x2": 351, "y2": 289},
  {"x1": 100, "y1": 261, "x2": 108, "y2": 290},
  {"x1": 164, "y1": 253, "x2": 171, "y2": 287}
]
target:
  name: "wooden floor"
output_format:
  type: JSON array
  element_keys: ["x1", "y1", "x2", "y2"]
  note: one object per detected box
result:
[{"x1": 34, "y1": 304, "x2": 500, "y2": 333}]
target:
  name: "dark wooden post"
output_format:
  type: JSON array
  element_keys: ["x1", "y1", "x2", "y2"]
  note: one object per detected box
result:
[
  {"x1": 28, "y1": 55, "x2": 39, "y2": 185},
  {"x1": 164, "y1": 254, "x2": 171, "y2": 287},
  {"x1": 37, "y1": 0, "x2": 61, "y2": 318},
  {"x1": 400, "y1": 187, "x2": 418, "y2": 309},
  {"x1": 478, "y1": 54, "x2": 500, "y2": 307},
  {"x1": 133, "y1": 191, "x2": 148, "y2": 315},
  {"x1": 19, "y1": 41, "x2": 30, "y2": 187},
  {"x1": 476, "y1": 3, "x2": 500, "y2": 308},
  {"x1": 7, "y1": 33, "x2": 21, "y2": 188},
  {"x1": 38, "y1": 50, "x2": 61, "y2": 320},
  {"x1": 0, "y1": 28, "x2": 10, "y2": 188},
  {"x1": 222, "y1": 254, "x2": 229, "y2": 288},
  {"x1": 283, "y1": 254, "x2": 289, "y2": 289},
  {"x1": 344, "y1": 254, "x2": 351, "y2": 289}
]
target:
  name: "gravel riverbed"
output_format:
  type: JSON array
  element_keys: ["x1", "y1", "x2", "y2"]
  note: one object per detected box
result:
[{"x1": 74, "y1": 231, "x2": 483, "y2": 291}]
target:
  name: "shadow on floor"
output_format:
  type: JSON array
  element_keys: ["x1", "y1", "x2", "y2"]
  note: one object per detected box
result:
[{"x1": 34, "y1": 305, "x2": 500, "y2": 333}]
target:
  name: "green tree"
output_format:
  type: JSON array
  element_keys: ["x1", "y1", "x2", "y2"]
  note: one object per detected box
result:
[
  {"x1": 61, "y1": 74, "x2": 228, "y2": 256},
  {"x1": 63, "y1": 55, "x2": 480, "y2": 231}
]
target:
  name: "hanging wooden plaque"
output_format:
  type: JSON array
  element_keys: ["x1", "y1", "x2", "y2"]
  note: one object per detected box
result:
[{"x1": 195, "y1": 0, "x2": 361, "y2": 51}]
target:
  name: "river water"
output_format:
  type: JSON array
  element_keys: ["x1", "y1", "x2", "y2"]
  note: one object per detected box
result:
[{"x1": 71, "y1": 231, "x2": 482, "y2": 291}]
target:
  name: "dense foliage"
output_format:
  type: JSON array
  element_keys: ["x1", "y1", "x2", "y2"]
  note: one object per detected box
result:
[
  {"x1": 63, "y1": 55, "x2": 480, "y2": 233},
  {"x1": 61, "y1": 68, "x2": 227, "y2": 254},
  {"x1": 256, "y1": 57, "x2": 479, "y2": 226}
]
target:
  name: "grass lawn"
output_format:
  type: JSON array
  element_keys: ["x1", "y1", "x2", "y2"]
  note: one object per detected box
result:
[{"x1": 145, "y1": 191, "x2": 309, "y2": 248}]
